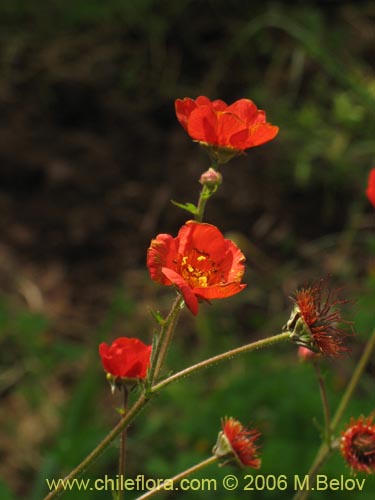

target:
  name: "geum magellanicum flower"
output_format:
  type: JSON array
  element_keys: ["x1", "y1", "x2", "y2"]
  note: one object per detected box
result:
[
  {"x1": 366, "y1": 168, "x2": 375, "y2": 207},
  {"x1": 283, "y1": 279, "x2": 352, "y2": 357},
  {"x1": 175, "y1": 96, "x2": 279, "y2": 163},
  {"x1": 147, "y1": 220, "x2": 246, "y2": 315},
  {"x1": 99, "y1": 337, "x2": 152, "y2": 380},
  {"x1": 340, "y1": 415, "x2": 375, "y2": 474},
  {"x1": 213, "y1": 417, "x2": 261, "y2": 469}
]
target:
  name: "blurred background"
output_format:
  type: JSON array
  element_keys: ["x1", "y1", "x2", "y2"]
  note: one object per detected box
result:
[{"x1": 0, "y1": 1, "x2": 374, "y2": 499}]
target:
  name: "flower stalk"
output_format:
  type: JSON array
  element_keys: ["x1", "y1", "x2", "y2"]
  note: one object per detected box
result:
[
  {"x1": 151, "y1": 331, "x2": 290, "y2": 394},
  {"x1": 148, "y1": 295, "x2": 183, "y2": 386},
  {"x1": 118, "y1": 385, "x2": 129, "y2": 500},
  {"x1": 312, "y1": 360, "x2": 332, "y2": 446},
  {"x1": 134, "y1": 456, "x2": 218, "y2": 500}
]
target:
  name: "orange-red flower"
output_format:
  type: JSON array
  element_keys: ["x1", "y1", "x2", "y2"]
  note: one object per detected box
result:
[
  {"x1": 213, "y1": 417, "x2": 261, "y2": 469},
  {"x1": 366, "y1": 168, "x2": 375, "y2": 208},
  {"x1": 175, "y1": 96, "x2": 278, "y2": 162},
  {"x1": 284, "y1": 279, "x2": 352, "y2": 357},
  {"x1": 147, "y1": 220, "x2": 246, "y2": 315},
  {"x1": 340, "y1": 415, "x2": 375, "y2": 474},
  {"x1": 99, "y1": 337, "x2": 152, "y2": 380}
]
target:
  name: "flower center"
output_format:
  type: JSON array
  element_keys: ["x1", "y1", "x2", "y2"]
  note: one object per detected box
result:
[{"x1": 179, "y1": 249, "x2": 219, "y2": 288}]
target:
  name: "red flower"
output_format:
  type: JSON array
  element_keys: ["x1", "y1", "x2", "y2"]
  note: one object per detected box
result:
[
  {"x1": 175, "y1": 96, "x2": 278, "y2": 162},
  {"x1": 99, "y1": 337, "x2": 152, "y2": 379},
  {"x1": 213, "y1": 417, "x2": 261, "y2": 469},
  {"x1": 147, "y1": 220, "x2": 246, "y2": 315},
  {"x1": 366, "y1": 168, "x2": 375, "y2": 208},
  {"x1": 340, "y1": 415, "x2": 375, "y2": 474},
  {"x1": 284, "y1": 279, "x2": 352, "y2": 357}
]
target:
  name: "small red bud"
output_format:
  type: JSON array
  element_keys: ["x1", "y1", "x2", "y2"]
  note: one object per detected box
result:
[{"x1": 199, "y1": 167, "x2": 223, "y2": 188}]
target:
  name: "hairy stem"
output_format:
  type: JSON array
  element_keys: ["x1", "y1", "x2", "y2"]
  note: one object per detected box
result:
[
  {"x1": 134, "y1": 456, "x2": 218, "y2": 500},
  {"x1": 118, "y1": 386, "x2": 129, "y2": 500},
  {"x1": 152, "y1": 331, "x2": 290, "y2": 394},
  {"x1": 313, "y1": 361, "x2": 331, "y2": 446}
]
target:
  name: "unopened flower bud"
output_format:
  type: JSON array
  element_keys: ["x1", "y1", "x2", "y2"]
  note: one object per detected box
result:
[
  {"x1": 199, "y1": 167, "x2": 222, "y2": 189},
  {"x1": 298, "y1": 346, "x2": 318, "y2": 361}
]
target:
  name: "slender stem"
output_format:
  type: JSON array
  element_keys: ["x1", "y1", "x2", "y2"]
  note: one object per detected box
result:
[
  {"x1": 313, "y1": 361, "x2": 331, "y2": 446},
  {"x1": 151, "y1": 295, "x2": 183, "y2": 380},
  {"x1": 195, "y1": 162, "x2": 220, "y2": 223},
  {"x1": 195, "y1": 184, "x2": 211, "y2": 222},
  {"x1": 152, "y1": 332, "x2": 290, "y2": 394},
  {"x1": 293, "y1": 328, "x2": 375, "y2": 500},
  {"x1": 331, "y1": 328, "x2": 375, "y2": 430},
  {"x1": 148, "y1": 296, "x2": 183, "y2": 385},
  {"x1": 134, "y1": 456, "x2": 218, "y2": 500},
  {"x1": 118, "y1": 386, "x2": 129, "y2": 500}
]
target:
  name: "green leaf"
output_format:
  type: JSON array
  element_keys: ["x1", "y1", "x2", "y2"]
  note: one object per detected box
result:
[
  {"x1": 170, "y1": 200, "x2": 198, "y2": 215},
  {"x1": 148, "y1": 308, "x2": 165, "y2": 325}
]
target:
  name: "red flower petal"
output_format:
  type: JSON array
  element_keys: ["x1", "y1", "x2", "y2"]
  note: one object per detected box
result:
[
  {"x1": 217, "y1": 112, "x2": 248, "y2": 147},
  {"x1": 230, "y1": 123, "x2": 279, "y2": 149},
  {"x1": 211, "y1": 99, "x2": 227, "y2": 111},
  {"x1": 175, "y1": 98, "x2": 197, "y2": 131},
  {"x1": 195, "y1": 282, "x2": 247, "y2": 300},
  {"x1": 147, "y1": 233, "x2": 179, "y2": 285},
  {"x1": 366, "y1": 168, "x2": 375, "y2": 208},
  {"x1": 162, "y1": 267, "x2": 199, "y2": 315},
  {"x1": 225, "y1": 99, "x2": 259, "y2": 126},
  {"x1": 178, "y1": 221, "x2": 227, "y2": 262},
  {"x1": 187, "y1": 105, "x2": 218, "y2": 144}
]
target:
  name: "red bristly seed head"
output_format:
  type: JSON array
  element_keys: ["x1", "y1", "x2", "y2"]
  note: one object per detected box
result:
[
  {"x1": 340, "y1": 415, "x2": 375, "y2": 474},
  {"x1": 283, "y1": 279, "x2": 353, "y2": 357},
  {"x1": 213, "y1": 417, "x2": 261, "y2": 469}
]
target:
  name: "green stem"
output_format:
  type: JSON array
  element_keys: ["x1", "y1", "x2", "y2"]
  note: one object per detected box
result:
[
  {"x1": 134, "y1": 456, "x2": 218, "y2": 500},
  {"x1": 43, "y1": 331, "x2": 290, "y2": 499},
  {"x1": 148, "y1": 296, "x2": 183, "y2": 385},
  {"x1": 152, "y1": 331, "x2": 290, "y2": 394},
  {"x1": 331, "y1": 328, "x2": 375, "y2": 430},
  {"x1": 195, "y1": 162, "x2": 220, "y2": 222},
  {"x1": 152, "y1": 295, "x2": 183, "y2": 380},
  {"x1": 195, "y1": 184, "x2": 211, "y2": 222},
  {"x1": 293, "y1": 328, "x2": 375, "y2": 500},
  {"x1": 313, "y1": 361, "x2": 331, "y2": 446},
  {"x1": 118, "y1": 386, "x2": 129, "y2": 500}
]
